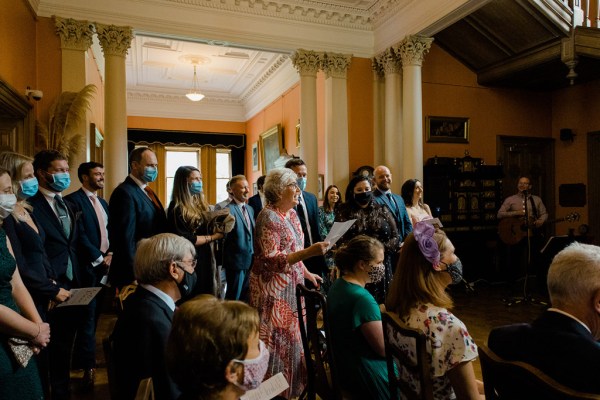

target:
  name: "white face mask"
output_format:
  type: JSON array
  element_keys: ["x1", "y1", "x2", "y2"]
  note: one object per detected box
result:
[{"x1": 0, "y1": 194, "x2": 17, "y2": 219}]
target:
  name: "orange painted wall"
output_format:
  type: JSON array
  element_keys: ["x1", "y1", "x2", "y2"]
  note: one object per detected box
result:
[
  {"x1": 36, "y1": 17, "x2": 62, "y2": 126},
  {"x1": 86, "y1": 49, "x2": 105, "y2": 134},
  {"x1": 347, "y1": 57, "x2": 374, "y2": 173}
]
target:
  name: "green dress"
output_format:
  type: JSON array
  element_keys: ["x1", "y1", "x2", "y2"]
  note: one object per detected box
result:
[
  {"x1": 327, "y1": 278, "x2": 390, "y2": 399},
  {"x1": 0, "y1": 228, "x2": 44, "y2": 399}
]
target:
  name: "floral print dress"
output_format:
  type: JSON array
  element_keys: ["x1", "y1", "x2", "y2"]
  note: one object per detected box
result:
[
  {"x1": 391, "y1": 304, "x2": 478, "y2": 400},
  {"x1": 249, "y1": 205, "x2": 306, "y2": 398}
]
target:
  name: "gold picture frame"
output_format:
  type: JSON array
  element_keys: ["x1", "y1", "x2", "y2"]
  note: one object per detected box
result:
[
  {"x1": 426, "y1": 116, "x2": 470, "y2": 143},
  {"x1": 259, "y1": 124, "x2": 283, "y2": 174},
  {"x1": 295, "y1": 121, "x2": 301, "y2": 148}
]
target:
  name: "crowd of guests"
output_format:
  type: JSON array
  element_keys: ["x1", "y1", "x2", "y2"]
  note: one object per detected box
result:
[{"x1": 1, "y1": 146, "x2": 599, "y2": 400}]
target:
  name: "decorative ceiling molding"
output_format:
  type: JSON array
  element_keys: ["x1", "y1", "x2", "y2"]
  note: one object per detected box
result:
[{"x1": 240, "y1": 54, "x2": 291, "y2": 102}]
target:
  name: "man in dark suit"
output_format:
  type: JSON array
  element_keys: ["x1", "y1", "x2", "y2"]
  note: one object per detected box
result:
[
  {"x1": 216, "y1": 175, "x2": 254, "y2": 300},
  {"x1": 284, "y1": 158, "x2": 326, "y2": 277},
  {"x1": 108, "y1": 147, "x2": 167, "y2": 288},
  {"x1": 372, "y1": 165, "x2": 412, "y2": 242},
  {"x1": 488, "y1": 242, "x2": 600, "y2": 394},
  {"x1": 30, "y1": 149, "x2": 83, "y2": 400},
  {"x1": 65, "y1": 161, "x2": 110, "y2": 391},
  {"x1": 248, "y1": 174, "x2": 266, "y2": 217},
  {"x1": 112, "y1": 233, "x2": 196, "y2": 400}
]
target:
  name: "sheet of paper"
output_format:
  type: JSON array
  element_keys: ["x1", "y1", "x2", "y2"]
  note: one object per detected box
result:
[
  {"x1": 56, "y1": 287, "x2": 102, "y2": 307},
  {"x1": 324, "y1": 219, "x2": 356, "y2": 250},
  {"x1": 423, "y1": 217, "x2": 443, "y2": 228},
  {"x1": 240, "y1": 372, "x2": 289, "y2": 400}
]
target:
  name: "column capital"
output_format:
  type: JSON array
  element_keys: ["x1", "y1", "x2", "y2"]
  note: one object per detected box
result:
[
  {"x1": 379, "y1": 48, "x2": 402, "y2": 75},
  {"x1": 54, "y1": 17, "x2": 94, "y2": 51},
  {"x1": 291, "y1": 49, "x2": 324, "y2": 77},
  {"x1": 322, "y1": 52, "x2": 352, "y2": 79},
  {"x1": 371, "y1": 56, "x2": 385, "y2": 79},
  {"x1": 96, "y1": 23, "x2": 134, "y2": 57},
  {"x1": 395, "y1": 35, "x2": 434, "y2": 67}
]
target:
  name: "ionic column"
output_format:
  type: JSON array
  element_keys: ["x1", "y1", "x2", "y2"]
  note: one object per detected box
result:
[
  {"x1": 291, "y1": 49, "x2": 323, "y2": 194},
  {"x1": 397, "y1": 35, "x2": 433, "y2": 183},
  {"x1": 322, "y1": 52, "x2": 352, "y2": 194},
  {"x1": 54, "y1": 17, "x2": 95, "y2": 193},
  {"x1": 372, "y1": 56, "x2": 385, "y2": 167},
  {"x1": 381, "y1": 48, "x2": 403, "y2": 193},
  {"x1": 96, "y1": 24, "x2": 133, "y2": 198}
]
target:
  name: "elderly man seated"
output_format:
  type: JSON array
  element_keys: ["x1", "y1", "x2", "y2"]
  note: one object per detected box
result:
[
  {"x1": 488, "y1": 242, "x2": 600, "y2": 394},
  {"x1": 112, "y1": 233, "x2": 197, "y2": 400}
]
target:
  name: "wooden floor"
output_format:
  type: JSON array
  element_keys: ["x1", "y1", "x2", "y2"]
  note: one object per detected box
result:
[{"x1": 69, "y1": 278, "x2": 548, "y2": 399}]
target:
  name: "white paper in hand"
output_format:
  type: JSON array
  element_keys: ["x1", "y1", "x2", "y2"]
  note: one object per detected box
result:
[
  {"x1": 324, "y1": 219, "x2": 356, "y2": 250},
  {"x1": 240, "y1": 372, "x2": 289, "y2": 400},
  {"x1": 56, "y1": 287, "x2": 102, "y2": 307}
]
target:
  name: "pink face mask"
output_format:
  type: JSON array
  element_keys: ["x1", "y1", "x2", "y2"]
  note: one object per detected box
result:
[{"x1": 232, "y1": 339, "x2": 270, "y2": 391}]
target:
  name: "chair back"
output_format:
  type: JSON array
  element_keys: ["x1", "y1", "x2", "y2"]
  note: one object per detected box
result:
[
  {"x1": 134, "y1": 377, "x2": 155, "y2": 400},
  {"x1": 296, "y1": 284, "x2": 340, "y2": 400},
  {"x1": 479, "y1": 344, "x2": 600, "y2": 400},
  {"x1": 103, "y1": 334, "x2": 118, "y2": 400},
  {"x1": 381, "y1": 311, "x2": 434, "y2": 400}
]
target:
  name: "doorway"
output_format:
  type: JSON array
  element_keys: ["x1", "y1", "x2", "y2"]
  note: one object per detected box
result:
[{"x1": 587, "y1": 131, "x2": 600, "y2": 245}]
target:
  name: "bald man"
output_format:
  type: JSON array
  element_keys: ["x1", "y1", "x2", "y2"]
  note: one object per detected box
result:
[{"x1": 372, "y1": 165, "x2": 412, "y2": 243}]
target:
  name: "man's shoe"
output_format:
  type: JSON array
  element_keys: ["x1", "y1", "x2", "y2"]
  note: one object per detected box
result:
[{"x1": 80, "y1": 368, "x2": 95, "y2": 392}]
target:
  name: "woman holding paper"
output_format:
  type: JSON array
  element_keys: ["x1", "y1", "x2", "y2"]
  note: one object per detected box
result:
[{"x1": 248, "y1": 167, "x2": 328, "y2": 398}]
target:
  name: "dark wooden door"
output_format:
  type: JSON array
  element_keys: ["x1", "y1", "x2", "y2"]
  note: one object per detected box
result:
[{"x1": 587, "y1": 132, "x2": 600, "y2": 245}]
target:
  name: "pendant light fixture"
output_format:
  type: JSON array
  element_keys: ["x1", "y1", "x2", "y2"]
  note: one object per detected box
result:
[{"x1": 185, "y1": 64, "x2": 205, "y2": 102}]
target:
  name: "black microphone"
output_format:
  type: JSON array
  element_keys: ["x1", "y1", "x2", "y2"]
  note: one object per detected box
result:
[{"x1": 522, "y1": 190, "x2": 529, "y2": 197}]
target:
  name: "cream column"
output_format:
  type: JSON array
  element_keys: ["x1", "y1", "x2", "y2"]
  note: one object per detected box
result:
[
  {"x1": 372, "y1": 56, "x2": 386, "y2": 167},
  {"x1": 54, "y1": 17, "x2": 95, "y2": 193},
  {"x1": 96, "y1": 24, "x2": 133, "y2": 198},
  {"x1": 397, "y1": 36, "x2": 433, "y2": 183},
  {"x1": 381, "y1": 48, "x2": 403, "y2": 193},
  {"x1": 322, "y1": 52, "x2": 352, "y2": 194},
  {"x1": 290, "y1": 49, "x2": 323, "y2": 194}
]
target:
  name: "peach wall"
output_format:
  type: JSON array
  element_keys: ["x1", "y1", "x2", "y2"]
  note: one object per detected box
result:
[
  {"x1": 36, "y1": 17, "x2": 62, "y2": 125},
  {"x1": 347, "y1": 57, "x2": 374, "y2": 173},
  {"x1": 86, "y1": 49, "x2": 105, "y2": 133}
]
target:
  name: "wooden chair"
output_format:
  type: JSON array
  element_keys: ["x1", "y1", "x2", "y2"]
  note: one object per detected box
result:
[
  {"x1": 296, "y1": 284, "x2": 341, "y2": 400},
  {"x1": 479, "y1": 344, "x2": 600, "y2": 400},
  {"x1": 381, "y1": 311, "x2": 434, "y2": 400},
  {"x1": 134, "y1": 377, "x2": 155, "y2": 400}
]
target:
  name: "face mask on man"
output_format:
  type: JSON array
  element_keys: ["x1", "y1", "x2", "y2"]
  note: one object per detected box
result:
[
  {"x1": 18, "y1": 177, "x2": 39, "y2": 199},
  {"x1": 231, "y1": 340, "x2": 270, "y2": 391},
  {"x1": 47, "y1": 172, "x2": 71, "y2": 192},
  {"x1": 0, "y1": 194, "x2": 17, "y2": 219},
  {"x1": 143, "y1": 166, "x2": 158, "y2": 183},
  {"x1": 296, "y1": 177, "x2": 307, "y2": 192},
  {"x1": 174, "y1": 263, "x2": 197, "y2": 299}
]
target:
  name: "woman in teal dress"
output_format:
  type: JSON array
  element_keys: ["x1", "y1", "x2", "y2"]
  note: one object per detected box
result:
[
  {"x1": 0, "y1": 167, "x2": 49, "y2": 399},
  {"x1": 327, "y1": 235, "x2": 390, "y2": 399}
]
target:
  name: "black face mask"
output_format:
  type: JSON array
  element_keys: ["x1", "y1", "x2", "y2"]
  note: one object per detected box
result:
[
  {"x1": 354, "y1": 191, "x2": 372, "y2": 206},
  {"x1": 175, "y1": 265, "x2": 197, "y2": 299}
]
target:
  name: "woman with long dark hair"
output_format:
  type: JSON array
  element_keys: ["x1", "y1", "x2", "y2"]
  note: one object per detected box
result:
[{"x1": 401, "y1": 179, "x2": 432, "y2": 227}]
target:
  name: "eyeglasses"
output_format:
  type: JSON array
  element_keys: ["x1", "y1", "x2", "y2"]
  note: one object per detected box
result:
[
  {"x1": 287, "y1": 182, "x2": 299, "y2": 189},
  {"x1": 175, "y1": 259, "x2": 197, "y2": 269}
]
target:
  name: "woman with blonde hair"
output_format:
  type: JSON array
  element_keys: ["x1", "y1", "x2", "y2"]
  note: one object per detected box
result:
[
  {"x1": 386, "y1": 222, "x2": 484, "y2": 400},
  {"x1": 167, "y1": 166, "x2": 224, "y2": 297}
]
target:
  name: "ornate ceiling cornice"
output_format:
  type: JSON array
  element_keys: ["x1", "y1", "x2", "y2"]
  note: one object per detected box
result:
[{"x1": 240, "y1": 54, "x2": 290, "y2": 102}]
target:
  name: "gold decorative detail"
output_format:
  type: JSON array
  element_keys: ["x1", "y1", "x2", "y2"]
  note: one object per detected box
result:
[
  {"x1": 54, "y1": 17, "x2": 94, "y2": 51},
  {"x1": 96, "y1": 24, "x2": 134, "y2": 57},
  {"x1": 290, "y1": 49, "x2": 324, "y2": 76},
  {"x1": 322, "y1": 52, "x2": 352, "y2": 79},
  {"x1": 395, "y1": 35, "x2": 434, "y2": 67}
]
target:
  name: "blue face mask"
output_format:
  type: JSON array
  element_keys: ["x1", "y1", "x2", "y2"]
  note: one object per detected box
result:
[
  {"x1": 18, "y1": 177, "x2": 39, "y2": 199},
  {"x1": 143, "y1": 166, "x2": 158, "y2": 183},
  {"x1": 190, "y1": 181, "x2": 203, "y2": 195},
  {"x1": 48, "y1": 172, "x2": 71, "y2": 192},
  {"x1": 297, "y1": 177, "x2": 307, "y2": 191}
]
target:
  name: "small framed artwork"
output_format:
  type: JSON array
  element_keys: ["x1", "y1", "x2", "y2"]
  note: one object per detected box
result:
[
  {"x1": 251, "y1": 142, "x2": 259, "y2": 171},
  {"x1": 253, "y1": 182, "x2": 258, "y2": 195},
  {"x1": 259, "y1": 124, "x2": 283, "y2": 174},
  {"x1": 318, "y1": 174, "x2": 324, "y2": 201},
  {"x1": 295, "y1": 121, "x2": 301, "y2": 148},
  {"x1": 426, "y1": 116, "x2": 469, "y2": 143}
]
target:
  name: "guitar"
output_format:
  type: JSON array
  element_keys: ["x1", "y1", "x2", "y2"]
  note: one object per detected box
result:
[{"x1": 498, "y1": 212, "x2": 580, "y2": 245}]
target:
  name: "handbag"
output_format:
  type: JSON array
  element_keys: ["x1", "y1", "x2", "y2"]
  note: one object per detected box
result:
[
  {"x1": 8, "y1": 337, "x2": 34, "y2": 368},
  {"x1": 204, "y1": 209, "x2": 236, "y2": 234}
]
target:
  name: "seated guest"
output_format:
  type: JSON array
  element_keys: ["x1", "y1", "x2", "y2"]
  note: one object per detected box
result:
[
  {"x1": 112, "y1": 233, "x2": 197, "y2": 400},
  {"x1": 401, "y1": 179, "x2": 433, "y2": 227},
  {"x1": 489, "y1": 242, "x2": 600, "y2": 394},
  {"x1": 166, "y1": 295, "x2": 269, "y2": 400},
  {"x1": 327, "y1": 235, "x2": 389, "y2": 399},
  {"x1": 386, "y1": 222, "x2": 483, "y2": 400}
]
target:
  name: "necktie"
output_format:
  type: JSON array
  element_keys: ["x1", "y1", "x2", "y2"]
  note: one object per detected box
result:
[
  {"x1": 55, "y1": 195, "x2": 73, "y2": 281},
  {"x1": 144, "y1": 186, "x2": 162, "y2": 210},
  {"x1": 387, "y1": 192, "x2": 398, "y2": 214},
  {"x1": 90, "y1": 195, "x2": 109, "y2": 253},
  {"x1": 298, "y1": 196, "x2": 313, "y2": 245},
  {"x1": 242, "y1": 204, "x2": 251, "y2": 230}
]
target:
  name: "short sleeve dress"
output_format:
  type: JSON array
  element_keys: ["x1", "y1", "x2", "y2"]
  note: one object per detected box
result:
[{"x1": 0, "y1": 228, "x2": 44, "y2": 400}]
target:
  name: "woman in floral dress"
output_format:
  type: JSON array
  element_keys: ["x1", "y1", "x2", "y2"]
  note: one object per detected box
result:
[
  {"x1": 249, "y1": 168, "x2": 328, "y2": 398},
  {"x1": 386, "y1": 222, "x2": 484, "y2": 400}
]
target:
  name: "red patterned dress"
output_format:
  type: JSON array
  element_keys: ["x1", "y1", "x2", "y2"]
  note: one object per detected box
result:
[{"x1": 249, "y1": 205, "x2": 306, "y2": 398}]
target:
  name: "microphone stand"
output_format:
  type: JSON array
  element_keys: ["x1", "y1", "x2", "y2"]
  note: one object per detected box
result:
[{"x1": 504, "y1": 190, "x2": 547, "y2": 307}]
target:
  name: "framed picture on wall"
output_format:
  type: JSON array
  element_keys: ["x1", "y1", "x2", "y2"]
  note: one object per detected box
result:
[
  {"x1": 426, "y1": 116, "x2": 470, "y2": 143},
  {"x1": 252, "y1": 142, "x2": 259, "y2": 171},
  {"x1": 295, "y1": 121, "x2": 301, "y2": 148},
  {"x1": 259, "y1": 124, "x2": 283, "y2": 174}
]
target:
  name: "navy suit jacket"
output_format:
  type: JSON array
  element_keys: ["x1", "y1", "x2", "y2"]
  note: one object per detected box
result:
[
  {"x1": 65, "y1": 188, "x2": 109, "y2": 269},
  {"x1": 489, "y1": 310, "x2": 600, "y2": 394},
  {"x1": 29, "y1": 191, "x2": 83, "y2": 289},
  {"x1": 373, "y1": 188, "x2": 413, "y2": 241},
  {"x1": 112, "y1": 286, "x2": 180, "y2": 400},
  {"x1": 248, "y1": 193, "x2": 263, "y2": 218},
  {"x1": 108, "y1": 177, "x2": 167, "y2": 287},
  {"x1": 222, "y1": 202, "x2": 254, "y2": 271},
  {"x1": 295, "y1": 191, "x2": 326, "y2": 274}
]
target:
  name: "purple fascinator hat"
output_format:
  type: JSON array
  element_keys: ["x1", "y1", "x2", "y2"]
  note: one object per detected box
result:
[{"x1": 413, "y1": 221, "x2": 440, "y2": 268}]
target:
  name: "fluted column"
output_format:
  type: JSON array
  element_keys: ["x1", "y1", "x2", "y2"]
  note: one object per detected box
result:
[
  {"x1": 96, "y1": 24, "x2": 133, "y2": 198},
  {"x1": 381, "y1": 48, "x2": 403, "y2": 193},
  {"x1": 54, "y1": 17, "x2": 95, "y2": 194},
  {"x1": 291, "y1": 49, "x2": 323, "y2": 194},
  {"x1": 322, "y1": 52, "x2": 352, "y2": 195},
  {"x1": 397, "y1": 36, "x2": 433, "y2": 183},
  {"x1": 372, "y1": 56, "x2": 385, "y2": 167}
]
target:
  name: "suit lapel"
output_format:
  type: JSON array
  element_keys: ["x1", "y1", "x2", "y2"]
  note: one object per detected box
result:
[
  {"x1": 126, "y1": 176, "x2": 154, "y2": 209},
  {"x1": 33, "y1": 193, "x2": 67, "y2": 239}
]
